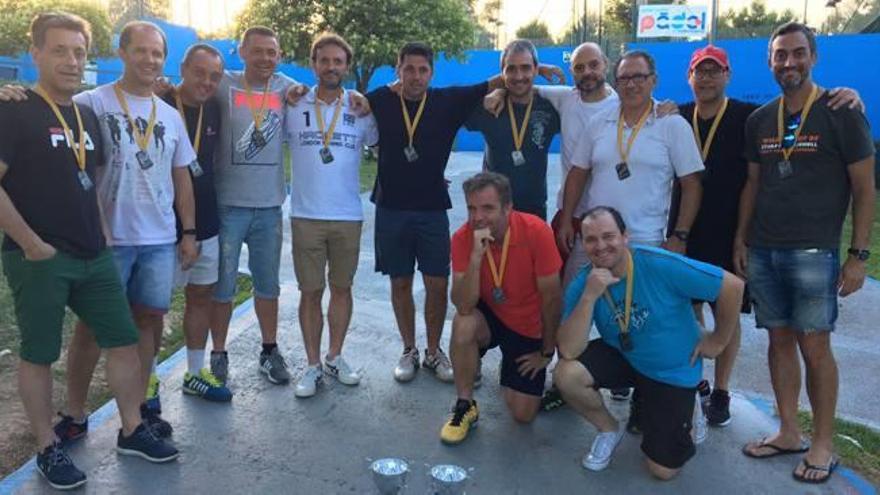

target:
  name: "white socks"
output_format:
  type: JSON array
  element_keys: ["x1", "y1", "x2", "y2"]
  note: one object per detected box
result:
[{"x1": 186, "y1": 349, "x2": 205, "y2": 375}]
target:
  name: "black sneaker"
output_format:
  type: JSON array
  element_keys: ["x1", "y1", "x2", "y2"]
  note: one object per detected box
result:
[
  {"x1": 53, "y1": 412, "x2": 88, "y2": 446},
  {"x1": 610, "y1": 387, "x2": 631, "y2": 401},
  {"x1": 36, "y1": 442, "x2": 86, "y2": 490},
  {"x1": 140, "y1": 403, "x2": 173, "y2": 439},
  {"x1": 705, "y1": 389, "x2": 732, "y2": 427},
  {"x1": 540, "y1": 386, "x2": 566, "y2": 412},
  {"x1": 626, "y1": 392, "x2": 642, "y2": 435},
  {"x1": 116, "y1": 423, "x2": 179, "y2": 463}
]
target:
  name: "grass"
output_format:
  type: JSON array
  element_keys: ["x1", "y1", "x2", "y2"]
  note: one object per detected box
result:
[
  {"x1": 797, "y1": 411, "x2": 880, "y2": 485},
  {"x1": 839, "y1": 195, "x2": 880, "y2": 277}
]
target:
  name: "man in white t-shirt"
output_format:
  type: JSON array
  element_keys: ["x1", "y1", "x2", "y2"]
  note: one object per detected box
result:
[{"x1": 285, "y1": 33, "x2": 379, "y2": 398}]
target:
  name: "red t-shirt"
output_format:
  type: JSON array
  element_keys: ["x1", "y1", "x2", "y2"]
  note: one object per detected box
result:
[{"x1": 451, "y1": 211, "x2": 562, "y2": 339}]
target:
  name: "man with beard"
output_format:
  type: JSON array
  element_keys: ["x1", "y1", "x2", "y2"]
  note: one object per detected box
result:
[{"x1": 736, "y1": 22, "x2": 875, "y2": 484}]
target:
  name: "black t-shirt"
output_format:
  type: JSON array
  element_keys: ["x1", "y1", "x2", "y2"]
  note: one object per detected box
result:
[
  {"x1": 745, "y1": 91, "x2": 875, "y2": 249},
  {"x1": 161, "y1": 94, "x2": 221, "y2": 241},
  {"x1": 367, "y1": 82, "x2": 489, "y2": 210},
  {"x1": 0, "y1": 90, "x2": 105, "y2": 258}
]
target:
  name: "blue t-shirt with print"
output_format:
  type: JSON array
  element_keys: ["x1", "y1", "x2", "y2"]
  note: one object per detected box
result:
[{"x1": 563, "y1": 245, "x2": 723, "y2": 388}]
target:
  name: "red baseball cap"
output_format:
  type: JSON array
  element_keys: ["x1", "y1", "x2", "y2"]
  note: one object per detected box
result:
[{"x1": 688, "y1": 45, "x2": 730, "y2": 72}]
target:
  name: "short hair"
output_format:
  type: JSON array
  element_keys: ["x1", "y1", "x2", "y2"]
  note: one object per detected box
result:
[
  {"x1": 398, "y1": 42, "x2": 434, "y2": 68},
  {"x1": 581, "y1": 206, "x2": 627, "y2": 234},
  {"x1": 614, "y1": 49, "x2": 655, "y2": 76},
  {"x1": 182, "y1": 43, "x2": 223, "y2": 67},
  {"x1": 119, "y1": 21, "x2": 167, "y2": 57},
  {"x1": 462, "y1": 172, "x2": 512, "y2": 207},
  {"x1": 310, "y1": 32, "x2": 353, "y2": 65},
  {"x1": 500, "y1": 39, "x2": 539, "y2": 69},
  {"x1": 241, "y1": 25, "x2": 277, "y2": 47},
  {"x1": 30, "y1": 12, "x2": 92, "y2": 51},
  {"x1": 769, "y1": 21, "x2": 817, "y2": 57}
]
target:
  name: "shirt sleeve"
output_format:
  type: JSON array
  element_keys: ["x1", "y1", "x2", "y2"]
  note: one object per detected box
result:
[
  {"x1": 535, "y1": 85, "x2": 572, "y2": 113},
  {"x1": 172, "y1": 113, "x2": 197, "y2": 168},
  {"x1": 447, "y1": 82, "x2": 490, "y2": 127},
  {"x1": 743, "y1": 108, "x2": 762, "y2": 164},
  {"x1": 652, "y1": 251, "x2": 723, "y2": 302},
  {"x1": 73, "y1": 89, "x2": 99, "y2": 112},
  {"x1": 463, "y1": 106, "x2": 484, "y2": 132},
  {"x1": 531, "y1": 222, "x2": 563, "y2": 277},
  {"x1": 450, "y1": 227, "x2": 472, "y2": 274},
  {"x1": 569, "y1": 116, "x2": 597, "y2": 170},
  {"x1": 833, "y1": 106, "x2": 876, "y2": 165},
  {"x1": 361, "y1": 114, "x2": 379, "y2": 147},
  {"x1": 665, "y1": 115, "x2": 705, "y2": 177}
]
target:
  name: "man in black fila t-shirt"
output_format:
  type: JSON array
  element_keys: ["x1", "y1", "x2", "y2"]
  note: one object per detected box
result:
[{"x1": 0, "y1": 13, "x2": 177, "y2": 491}]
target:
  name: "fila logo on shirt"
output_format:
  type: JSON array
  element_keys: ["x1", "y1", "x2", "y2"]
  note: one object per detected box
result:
[{"x1": 49, "y1": 126, "x2": 96, "y2": 151}]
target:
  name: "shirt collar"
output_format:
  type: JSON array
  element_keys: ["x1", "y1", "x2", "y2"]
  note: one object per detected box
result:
[
  {"x1": 305, "y1": 85, "x2": 348, "y2": 106},
  {"x1": 605, "y1": 97, "x2": 659, "y2": 126}
]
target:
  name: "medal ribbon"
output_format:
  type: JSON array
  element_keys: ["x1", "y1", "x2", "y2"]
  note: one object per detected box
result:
[
  {"x1": 34, "y1": 85, "x2": 86, "y2": 172},
  {"x1": 506, "y1": 96, "x2": 534, "y2": 152},
  {"x1": 315, "y1": 92, "x2": 345, "y2": 149},
  {"x1": 602, "y1": 250, "x2": 635, "y2": 336},
  {"x1": 484, "y1": 227, "x2": 511, "y2": 295},
  {"x1": 692, "y1": 97, "x2": 728, "y2": 162},
  {"x1": 616, "y1": 101, "x2": 654, "y2": 165},
  {"x1": 776, "y1": 84, "x2": 819, "y2": 162},
  {"x1": 399, "y1": 91, "x2": 427, "y2": 147},
  {"x1": 242, "y1": 76, "x2": 270, "y2": 132},
  {"x1": 174, "y1": 91, "x2": 203, "y2": 154},
  {"x1": 113, "y1": 83, "x2": 157, "y2": 152}
]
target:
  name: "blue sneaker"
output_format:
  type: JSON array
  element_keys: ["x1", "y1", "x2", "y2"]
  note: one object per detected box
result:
[
  {"x1": 116, "y1": 423, "x2": 179, "y2": 463},
  {"x1": 183, "y1": 369, "x2": 233, "y2": 402},
  {"x1": 140, "y1": 403, "x2": 173, "y2": 439},
  {"x1": 52, "y1": 412, "x2": 88, "y2": 446},
  {"x1": 36, "y1": 442, "x2": 86, "y2": 490}
]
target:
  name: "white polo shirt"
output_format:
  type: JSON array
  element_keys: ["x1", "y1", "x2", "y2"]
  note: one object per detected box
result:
[
  {"x1": 571, "y1": 100, "x2": 704, "y2": 244},
  {"x1": 536, "y1": 85, "x2": 619, "y2": 217},
  {"x1": 285, "y1": 87, "x2": 379, "y2": 221}
]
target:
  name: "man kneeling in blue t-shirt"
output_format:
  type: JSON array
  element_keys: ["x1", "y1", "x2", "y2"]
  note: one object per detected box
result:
[{"x1": 554, "y1": 206, "x2": 743, "y2": 480}]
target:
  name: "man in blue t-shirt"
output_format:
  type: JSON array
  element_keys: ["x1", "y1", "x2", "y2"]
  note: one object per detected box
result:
[{"x1": 554, "y1": 206, "x2": 743, "y2": 480}]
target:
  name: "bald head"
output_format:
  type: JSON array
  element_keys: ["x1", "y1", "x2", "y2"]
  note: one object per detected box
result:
[
  {"x1": 571, "y1": 42, "x2": 605, "y2": 62},
  {"x1": 570, "y1": 42, "x2": 608, "y2": 100}
]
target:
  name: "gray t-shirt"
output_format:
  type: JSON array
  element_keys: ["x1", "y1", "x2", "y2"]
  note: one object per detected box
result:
[
  {"x1": 214, "y1": 70, "x2": 298, "y2": 208},
  {"x1": 745, "y1": 91, "x2": 875, "y2": 249}
]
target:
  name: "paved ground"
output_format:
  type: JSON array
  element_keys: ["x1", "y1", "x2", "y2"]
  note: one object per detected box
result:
[{"x1": 2, "y1": 152, "x2": 877, "y2": 494}]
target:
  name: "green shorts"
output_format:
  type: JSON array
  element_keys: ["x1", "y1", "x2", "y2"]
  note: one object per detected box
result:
[{"x1": 2, "y1": 248, "x2": 139, "y2": 364}]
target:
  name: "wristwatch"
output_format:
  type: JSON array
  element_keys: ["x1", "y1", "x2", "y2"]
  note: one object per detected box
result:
[
  {"x1": 670, "y1": 230, "x2": 689, "y2": 242},
  {"x1": 848, "y1": 248, "x2": 870, "y2": 261},
  {"x1": 182, "y1": 229, "x2": 197, "y2": 237}
]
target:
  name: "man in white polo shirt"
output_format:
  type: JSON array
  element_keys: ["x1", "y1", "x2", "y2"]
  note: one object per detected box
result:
[{"x1": 285, "y1": 33, "x2": 379, "y2": 398}]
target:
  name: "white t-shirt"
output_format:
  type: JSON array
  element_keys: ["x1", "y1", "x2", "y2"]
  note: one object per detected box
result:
[
  {"x1": 75, "y1": 84, "x2": 196, "y2": 246},
  {"x1": 536, "y1": 85, "x2": 619, "y2": 216},
  {"x1": 285, "y1": 88, "x2": 379, "y2": 221},
  {"x1": 571, "y1": 100, "x2": 704, "y2": 244}
]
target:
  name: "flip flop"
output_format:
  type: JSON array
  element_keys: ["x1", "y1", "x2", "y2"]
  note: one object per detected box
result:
[
  {"x1": 742, "y1": 437, "x2": 810, "y2": 459},
  {"x1": 792, "y1": 457, "x2": 839, "y2": 484}
]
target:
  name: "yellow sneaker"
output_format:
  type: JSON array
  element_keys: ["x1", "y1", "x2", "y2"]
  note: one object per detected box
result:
[{"x1": 440, "y1": 400, "x2": 479, "y2": 445}]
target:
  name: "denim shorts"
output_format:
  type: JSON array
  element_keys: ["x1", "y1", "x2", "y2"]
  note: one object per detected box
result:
[
  {"x1": 215, "y1": 205, "x2": 282, "y2": 302},
  {"x1": 111, "y1": 244, "x2": 176, "y2": 314},
  {"x1": 374, "y1": 206, "x2": 450, "y2": 278},
  {"x1": 747, "y1": 247, "x2": 839, "y2": 332}
]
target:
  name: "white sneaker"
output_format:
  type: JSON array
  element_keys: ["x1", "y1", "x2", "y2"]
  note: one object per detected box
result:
[
  {"x1": 423, "y1": 348, "x2": 454, "y2": 383},
  {"x1": 693, "y1": 394, "x2": 708, "y2": 445},
  {"x1": 324, "y1": 355, "x2": 361, "y2": 386},
  {"x1": 294, "y1": 365, "x2": 323, "y2": 398},
  {"x1": 582, "y1": 426, "x2": 625, "y2": 471},
  {"x1": 393, "y1": 348, "x2": 420, "y2": 382}
]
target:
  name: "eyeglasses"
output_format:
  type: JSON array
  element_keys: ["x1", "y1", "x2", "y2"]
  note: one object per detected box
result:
[
  {"x1": 782, "y1": 113, "x2": 801, "y2": 149},
  {"x1": 616, "y1": 73, "x2": 653, "y2": 86},
  {"x1": 692, "y1": 67, "x2": 727, "y2": 80}
]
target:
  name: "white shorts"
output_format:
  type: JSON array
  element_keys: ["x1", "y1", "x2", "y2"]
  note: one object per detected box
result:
[{"x1": 174, "y1": 235, "x2": 220, "y2": 287}]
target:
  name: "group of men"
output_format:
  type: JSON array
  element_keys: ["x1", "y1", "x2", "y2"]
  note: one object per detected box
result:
[{"x1": 0, "y1": 9, "x2": 874, "y2": 491}]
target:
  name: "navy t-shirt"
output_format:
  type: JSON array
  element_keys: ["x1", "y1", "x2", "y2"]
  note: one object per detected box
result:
[{"x1": 367, "y1": 83, "x2": 489, "y2": 210}]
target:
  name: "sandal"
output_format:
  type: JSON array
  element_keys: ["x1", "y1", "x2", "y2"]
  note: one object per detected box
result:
[
  {"x1": 792, "y1": 456, "x2": 839, "y2": 484},
  {"x1": 742, "y1": 437, "x2": 809, "y2": 458}
]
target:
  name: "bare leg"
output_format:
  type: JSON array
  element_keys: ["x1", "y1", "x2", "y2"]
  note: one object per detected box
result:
[
  {"x1": 254, "y1": 297, "x2": 279, "y2": 345},
  {"x1": 327, "y1": 285, "x2": 353, "y2": 360},
  {"x1": 210, "y1": 301, "x2": 232, "y2": 351},
  {"x1": 795, "y1": 331, "x2": 838, "y2": 479},
  {"x1": 714, "y1": 317, "x2": 741, "y2": 391},
  {"x1": 554, "y1": 359, "x2": 618, "y2": 432},
  {"x1": 105, "y1": 345, "x2": 143, "y2": 436},
  {"x1": 183, "y1": 284, "x2": 213, "y2": 353},
  {"x1": 390, "y1": 276, "x2": 416, "y2": 349},
  {"x1": 18, "y1": 360, "x2": 56, "y2": 449},
  {"x1": 423, "y1": 274, "x2": 448, "y2": 355},
  {"x1": 298, "y1": 289, "x2": 324, "y2": 366},
  {"x1": 502, "y1": 387, "x2": 541, "y2": 423},
  {"x1": 448, "y1": 312, "x2": 490, "y2": 401},
  {"x1": 65, "y1": 321, "x2": 101, "y2": 420}
]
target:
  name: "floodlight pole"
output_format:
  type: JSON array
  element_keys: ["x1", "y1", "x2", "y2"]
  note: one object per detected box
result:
[{"x1": 709, "y1": 0, "x2": 719, "y2": 43}]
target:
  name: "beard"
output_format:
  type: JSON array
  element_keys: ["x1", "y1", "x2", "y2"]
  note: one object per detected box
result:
[{"x1": 577, "y1": 75, "x2": 605, "y2": 94}]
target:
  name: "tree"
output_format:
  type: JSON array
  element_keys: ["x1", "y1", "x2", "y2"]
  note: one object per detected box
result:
[
  {"x1": 0, "y1": 0, "x2": 113, "y2": 57},
  {"x1": 236, "y1": 0, "x2": 476, "y2": 93},
  {"x1": 108, "y1": 0, "x2": 170, "y2": 29},
  {"x1": 472, "y1": 0, "x2": 502, "y2": 49},
  {"x1": 822, "y1": 0, "x2": 880, "y2": 33},
  {"x1": 558, "y1": 15, "x2": 600, "y2": 46},
  {"x1": 717, "y1": 0, "x2": 797, "y2": 39},
  {"x1": 515, "y1": 19, "x2": 553, "y2": 47}
]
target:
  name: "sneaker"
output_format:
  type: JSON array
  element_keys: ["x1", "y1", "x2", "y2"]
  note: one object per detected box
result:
[
  {"x1": 540, "y1": 386, "x2": 566, "y2": 412},
  {"x1": 183, "y1": 368, "x2": 233, "y2": 402},
  {"x1": 116, "y1": 423, "x2": 179, "y2": 463},
  {"x1": 693, "y1": 397, "x2": 708, "y2": 445},
  {"x1": 324, "y1": 355, "x2": 361, "y2": 386},
  {"x1": 423, "y1": 348, "x2": 454, "y2": 382},
  {"x1": 53, "y1": 412, "x2": 88, "y2": 446},
  {"x1": 625, "y1": 396, "x2": 641, "y2": 435},
  {"x1": 210, "y1": 351, "x2": 229, "y2": 384},
  {"x1": 582, "y1": 426, "x2": 625, "y2": 471},
  {"x1": 140, "y1": 403, "x2": 173, "y2": 439},
  {"x1": 440, "y1": 399, "x2": 479, "y2": 445},
  {"x1": 259, "y1": 347, "x2": 291, "y2": 384},
  {"x1": 36, "y1": 442, "x2": 87, "y2": 490},
  {"x1": 705, "y1": 389, "x2": 732, "y2": 427},
  {"x1": 294, "y1": 365, "x2": 323, "y2": 398},
  {"x1": 610, "y1": 387, "x2": 631, "y2": 401},
  {"x1": 393, "y1": 347, "x2": 420, "y2": 382},
  {"x1": 145, "y1": 373, "x2": 161, "y2": 411}
]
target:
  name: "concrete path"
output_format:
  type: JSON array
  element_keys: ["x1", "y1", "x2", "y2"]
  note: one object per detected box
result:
[{"x1": 2, "y1": 152, "x2": 877, "y2": 494}]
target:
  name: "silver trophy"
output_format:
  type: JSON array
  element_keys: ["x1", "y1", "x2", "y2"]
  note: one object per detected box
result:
[
  {"x1": 430, "y1": 464, "x2": 468, "y2": 495},
  {"x1": 370, "y1": 458, "x2": 409, "y2": 494}
]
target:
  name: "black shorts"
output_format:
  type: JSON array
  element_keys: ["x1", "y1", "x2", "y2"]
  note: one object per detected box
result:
[
  {"x1": 578, "y1": 339, "x2": 696, "y2": 469},
  {"x1": 476, "y1": 300, "x2": 545, "y2": 397},
  {"x1": 374, "y1": 206, "x2": 450, "y2": 278}
]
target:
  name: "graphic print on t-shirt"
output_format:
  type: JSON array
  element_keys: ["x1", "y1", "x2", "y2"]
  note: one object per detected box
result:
[
  {"x1": 604, "y1": 299, "x2": 650, "y2": 336},
  {"x1": 48, "y1": 126, "x2": 96, "y2": 152},
  {"x1": 528, "y1": 109, "x2": 554, "y2": 149},
  {"x1": 99, "y1": 112, "x2": 175, "y2": 203},
  {"x1": 231, "y1": 88, "x2": 283, "y2": 164}
]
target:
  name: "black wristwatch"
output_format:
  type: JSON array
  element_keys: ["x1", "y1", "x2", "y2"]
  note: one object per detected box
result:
[
  {"x1": 670, "y1": 230, "x2": 689, "y2": 242},
  {"x1": 182, "y1": 228, "x2": 197, "y2": 237},
  {"x1": 848, "y1": 248, "x2": 870, "y2": 261}
]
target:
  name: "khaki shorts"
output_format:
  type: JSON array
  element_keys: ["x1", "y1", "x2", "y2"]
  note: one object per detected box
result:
[{"x1": 291, "y1": 218, "x2": 362, "y2": 291}]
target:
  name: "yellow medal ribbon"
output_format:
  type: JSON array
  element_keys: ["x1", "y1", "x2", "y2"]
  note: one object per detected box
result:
[
  {"x1": 315, "y1": 92, "x2": 345, "y2": 149},
  {"x1": 399, "y1": 91, "x2": 427, "y2": 147},
  {"x1": 113, "y1": 83, "x2": 157, "y2": 152},
  {"x1": 484, "y1": 227, "x2": 511, "y2": 293},
  {"x1": 242, "y1": 75, "x2": 270, "y2": 132},
  {"x1": 776, "y1": 84, "x2": 820, "y2": 162},
  {"x1": 174, "y1": 91, "x2": 203, "y2": 154},
  {"x1": 692, "y1": 97, "x2": 728, "y2": 162},
  {"x1": 616, "y1": 101, "x2": 654, "y2": 166},
  {"x1": 34, "y1": 85, "x2": 86, "y2": 172},
  {"x1": 602, "y1": 250, "x2": 635, "y2": 336},
  {"x1": 507, "y1": 96, "x2": 534, "y2": 152}
]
